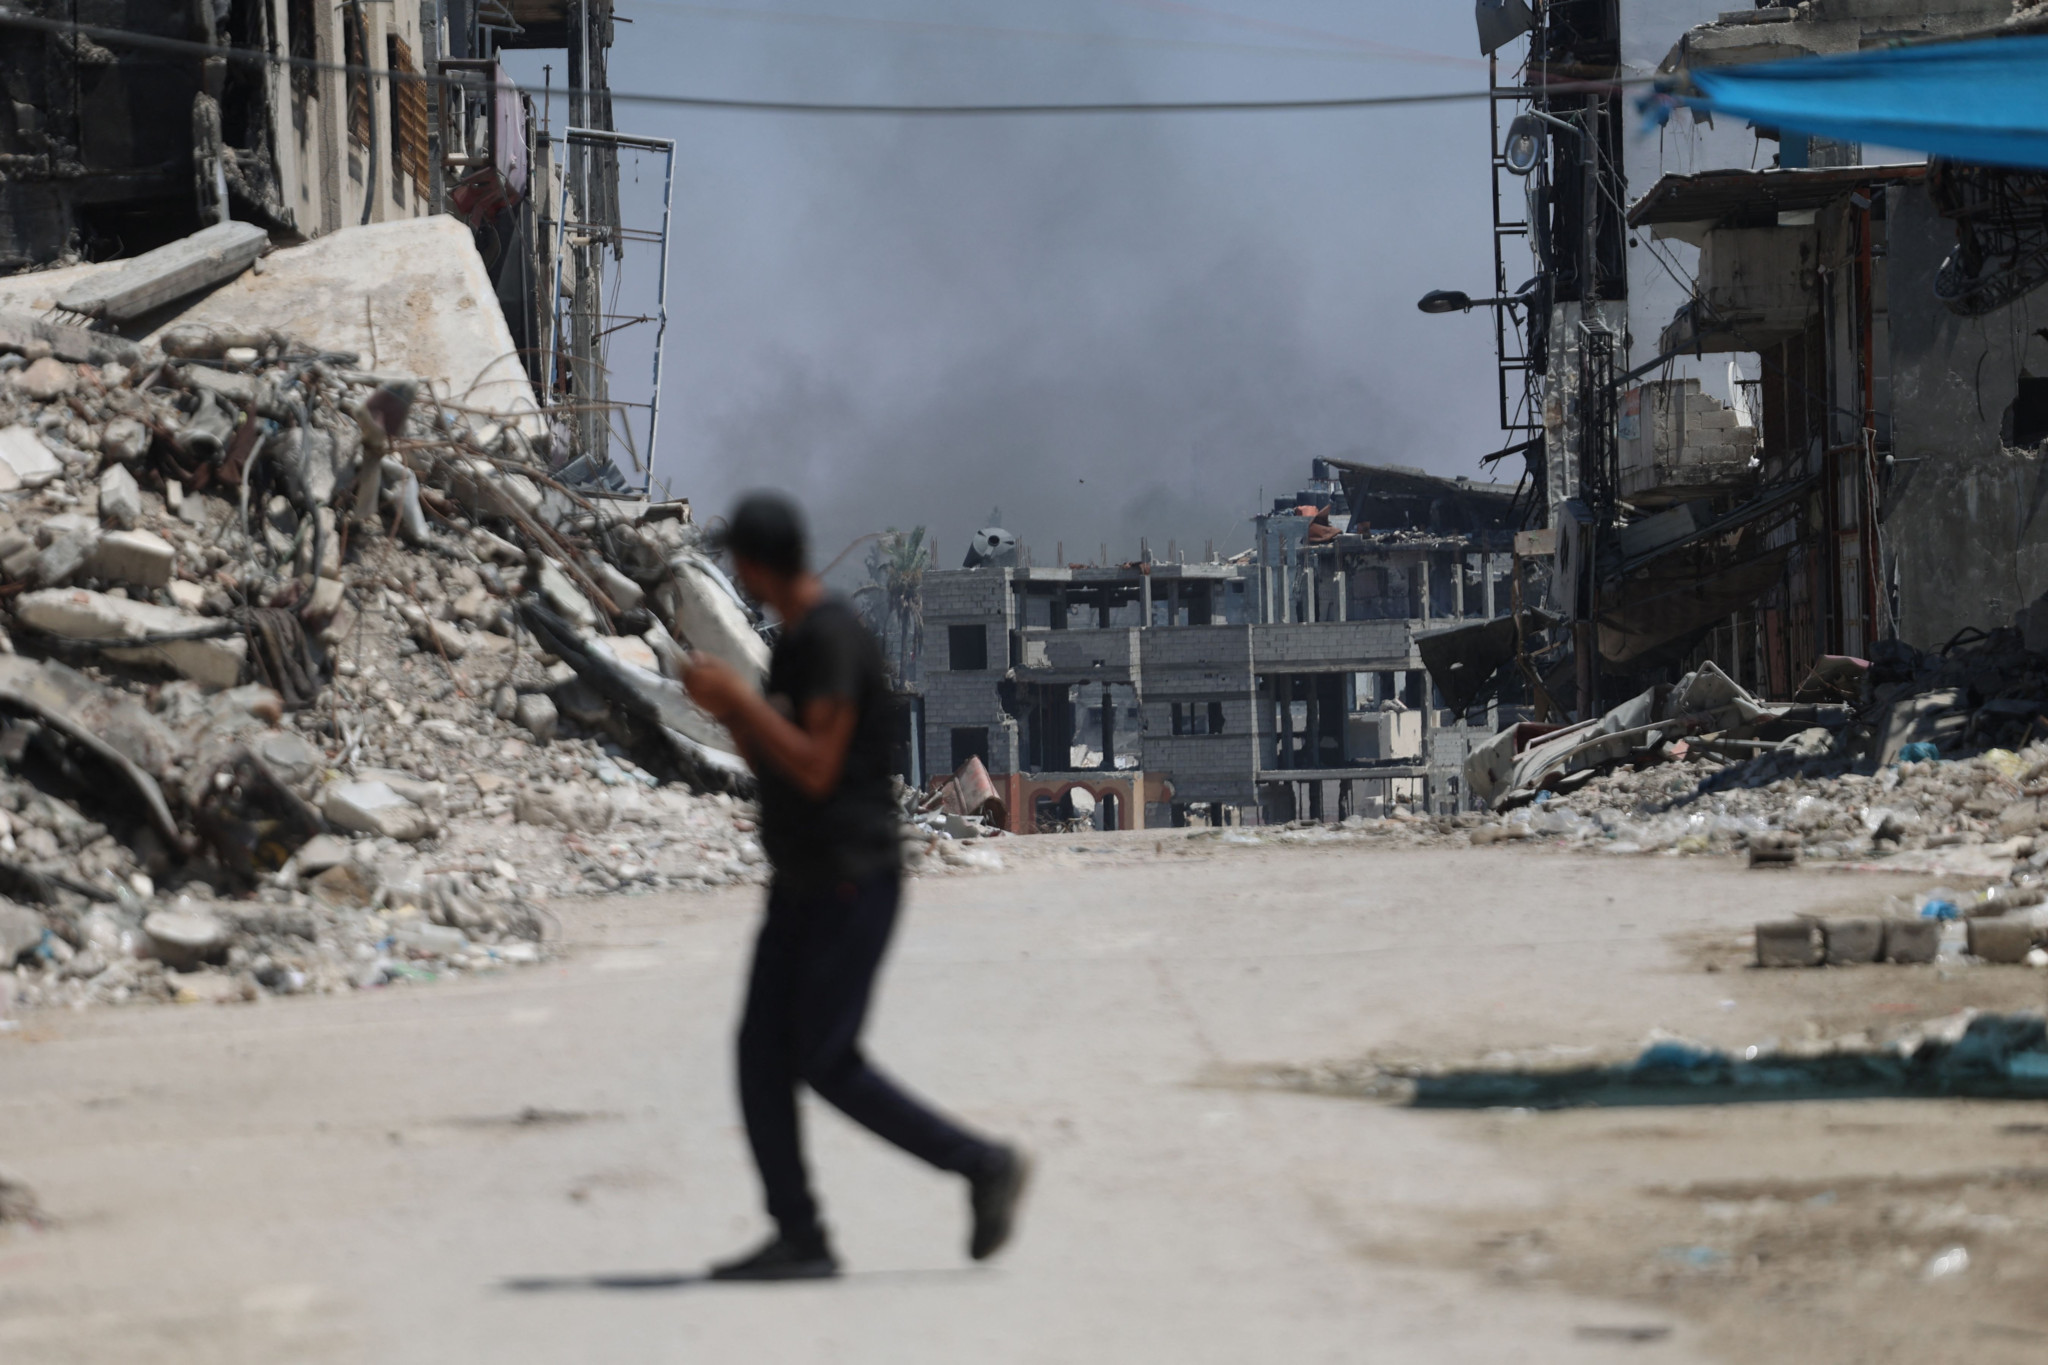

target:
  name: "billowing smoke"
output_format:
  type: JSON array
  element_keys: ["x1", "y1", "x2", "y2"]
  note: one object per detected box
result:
[{"x1": 583, "y1": 5, "x2": 1527, "y2": 566}]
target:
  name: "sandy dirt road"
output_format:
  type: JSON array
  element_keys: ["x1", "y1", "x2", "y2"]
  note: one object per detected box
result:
[{"x1": 4, "y1": 835, "x2": 2048, "y2": 1363}]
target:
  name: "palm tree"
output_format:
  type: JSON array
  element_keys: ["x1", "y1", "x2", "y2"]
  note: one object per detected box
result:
[{"x1": 861, "y1": 527, "x2": 929, "y2": 686}]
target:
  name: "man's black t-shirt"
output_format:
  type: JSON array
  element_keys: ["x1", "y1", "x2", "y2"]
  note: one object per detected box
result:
[{"x1": 755, "y1": 596, "x2": 900, "y2": 892}]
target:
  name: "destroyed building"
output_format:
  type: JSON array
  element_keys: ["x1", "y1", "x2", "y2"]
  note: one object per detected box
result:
[
  {"x1": 0, "y1": 2, "x2": 649, "y2": 490},
  {"x1": 917, "y1": 461, "x2": 1527, "y2": 830},
  {"x1": 1431, "y1": 0, "x2": 2048, "y2": 760}
]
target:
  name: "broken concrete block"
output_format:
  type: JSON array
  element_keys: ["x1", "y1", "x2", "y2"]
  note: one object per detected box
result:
[
  {"x1": 172, "y1": 970, "x2": 255, "y2": 1005},
  {"x1": 321, "y1": 780, "x2": 434, "y2": 841},
  {"x1": 100, "y1": 417, "x2": 148, "y2": 465},
  {"x1": 471, "y1": 526, "x2": 524, "y2": 564},
  {"x1": 31, "y1": 529, "x2": 99, "y2": 586},
  {"x1": 354, "y1": 768, "x2": 445, "y2": 818},
  {"x1": 1747, "y1": 830, "x2": 1800, "y2": 867},
  {"x1": 1821, "y1": 917, "x2": 1883, "y2": 965},
  {"x1": 97, "y1": 463, "x2": 142, "y2": 528},
  {"x1": 56, "y1": 220, "x2": 270, "y2": 323},
  {"x1": 1999, "y1": 798, "x2": 2048, "y2": 838},
  {"x1": 1968, "y1": 918, "x2": 2034, "y2": 964},
  {"x1": 309, "y1": 861, "x2": 378, "y2": 909},
  {"x1": 35, "y1": 513, "x2": 97, "y2": 548},
  {"x1": 514, "y1": 783, "x2": 612, "y2": 832},
  {"x1": 538, "y1": 560, "x2": 598, "y2": 629},
  {"x1": 0, "y1": 902, "x2": 44, "y2": 965},
  {"x1": 1884, "y1": 917, "x2": 1941, "y2": 964},
  {"x1": 252, "y1": 730, "x2": 322, "y2": 787},
  {"x1": 514, "y1": 692, "x2": 558, "y2": 743},
  {"x1": 292, "y1": 833, "x2": 354, "y2": 875},
  {"x1": 0, "y1": 531, "x2": 32, "y2": 580},
  {"x1": 87, "y1": 529, "x2": 175, "y2": 589},
  {"x1": 589, "y1": 557, "x2": 644, "y2": 613},
  {"x1": 143, "y1": 907, "x2": 229, "y2": 970},
  {"x1": 14, "y1": 587, "x2": 247, "y2": 688},
  {"x1": 167, "y1": 579, "x2": 207, "y2": 612},
  {"x1": 661, "y1": 554, "x2": 770, "y2": 678},
  {"x1": 10, "y1": 356, "x2": 76, "y2": 401},
  {"x1": 299, "y1": 576, "x2": 345, "y2": 626},
  {"x1": 591, "y1": 634, "x2": 660, "y2": 674},
  {"x1": 0, "y1": 425, "x2": 62, "y2": 490},
  {"x1": 1755, "y1": 919, "x2": 1822, "y2": 968}
]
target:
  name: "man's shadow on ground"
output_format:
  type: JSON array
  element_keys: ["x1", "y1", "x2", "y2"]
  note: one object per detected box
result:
[{"x1": 501, "y1": 1267, "x2": 981, "y2": 1293}]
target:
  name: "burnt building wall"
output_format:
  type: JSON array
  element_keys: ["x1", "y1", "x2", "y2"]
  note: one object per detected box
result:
[{"x1": 1884, "y1": 182, "x2": 2048, "y2": 647}]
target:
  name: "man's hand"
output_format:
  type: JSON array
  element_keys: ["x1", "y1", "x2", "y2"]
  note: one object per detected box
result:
[{"x1": 682, "y1": 653, "x2": 749, "y2": 723}]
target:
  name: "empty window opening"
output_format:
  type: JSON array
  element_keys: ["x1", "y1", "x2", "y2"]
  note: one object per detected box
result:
[
  {"x1": 2007, "y1": 376, "x2": 2048, "y2": 448},
  {"x1": 950, "y1": 727, "x2": 990, "y2": 773},
  {"x1": 947, "y1": 624, "x2": 989, "y2": 671}
]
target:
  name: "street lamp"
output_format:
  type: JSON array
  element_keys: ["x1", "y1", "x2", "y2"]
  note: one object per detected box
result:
[
  {"x1": 1416, "y1": 289, "x2": 1531, "y2": 314},
  {"x1": 1502, "y1": 114, "x2": 1544, "y2": 176}
]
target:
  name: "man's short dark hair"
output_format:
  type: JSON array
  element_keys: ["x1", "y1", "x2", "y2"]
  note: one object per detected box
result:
[{"x1": 719, "y1": 492, "x2": 807, "y2": 576}]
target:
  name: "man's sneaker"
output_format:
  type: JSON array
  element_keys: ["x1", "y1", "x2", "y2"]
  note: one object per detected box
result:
[
  {"x1": 968, "y1": 1145, "x2": 1032, "y2": 1261},
  {"x1": 707, "y1": 1231, "x2": 840, "y2": 1282}
]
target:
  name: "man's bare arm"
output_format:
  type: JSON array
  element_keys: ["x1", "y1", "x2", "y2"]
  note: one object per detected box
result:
[{"x1": 684, "y1": 656, "x2": 856, "y2": 800}]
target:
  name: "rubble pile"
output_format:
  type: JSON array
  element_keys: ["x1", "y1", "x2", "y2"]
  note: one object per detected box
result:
[
  {"x1": 1468, "y1": 632, "x2": 2048, "y2": 871},
  {"x1": 0, "y1": 308, "x2": 795, "y2": 1013}
]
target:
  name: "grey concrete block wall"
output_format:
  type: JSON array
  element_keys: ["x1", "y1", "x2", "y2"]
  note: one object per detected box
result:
[{"x1": 1251, "y1": 621, "x2": 1417, "y2": 668}]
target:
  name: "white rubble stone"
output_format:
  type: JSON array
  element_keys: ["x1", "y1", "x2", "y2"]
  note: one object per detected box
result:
[
  {"x1": 166, "y1": 579, "x2": 207, "y2": 611},
  {"x1": 300, "y1": 576, "x2": 345, "y2": 624},
  {"x1": 538, "y1": 561, "x2": 598, "y2": 629},
  {"x1": 98, "y1": 464, "x2": 142, "y2": 528},
  {"x1": 514, "y1": 783, "x2": 613, "y2": 832},
  {"x1": 321, "y1": 780, "x2": 434, "y2": 841},
  {"x1": 11, "y1": 357, "x2": 76, "y2": 401},
  {"x1": 100, "y1": 417, "x2": 148, "y2": 464},
  {"x1": 514, "y1": 691, "x2": 558, "y2": 742},
  {"x1": 591, "y1": 635, "x2": 660, "y2": 674},
  {"x1": 14, "y1": 587, "x2": 247, "y2": 688},
  {"x1": 291, "y1": 833, "x2": 354, "y2": 874},
  {"x1": 0, "y1": 426, "x2": 61, "y2": 491},
  {"x1": 0, "y1": 902, "x2": 43, "y2": 963},
  {"x1": 34, "y1": 512, "x2": 96, "y2": 547},
  {"x1": 87, "y1": 529, "x2": 175, "y2": 589},
  {"x1": 31, "y1": 529, "x2": 98, "y2": 586},
  {"x1": 589, "y1": 558, "x2": 644, "y2": 612},
  {"x1": 142, "y1": 908, "x2": 228, "y2": 968}
]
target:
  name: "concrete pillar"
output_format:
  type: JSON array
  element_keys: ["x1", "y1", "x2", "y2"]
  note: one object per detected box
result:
[
  {"x1": 1141, "y1": 567, "x2": 1153, "y2": 627},
  {"x1": 1416, "y1": 554, "x2": 1431, "y2": 623},
  {"x1": 1099, "y1": 684, "x2": 1115, "y2": 771},
  {"x1": 1483, "y1": 552, "x2": 1497, "y2": 618},
  {"x1": 1336, "y1": 558, "x2": 1348, "y2": 622},
  {"x1": 1276, "y1": 676, "x2": 1294, "y2": 769}
]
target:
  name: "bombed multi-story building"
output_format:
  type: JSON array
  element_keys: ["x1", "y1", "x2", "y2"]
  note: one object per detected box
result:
[
  {"x1": 0, "y1": 3, "x2": 649, "y2": 487},
  {"x1": 917, "y1": 462, "x2": 1534, "y2": 831}
]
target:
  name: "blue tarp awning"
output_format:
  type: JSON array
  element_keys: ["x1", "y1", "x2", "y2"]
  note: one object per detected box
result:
[{"x1": 1676, "y1": 34, "x2": 2048, "y2": 171}]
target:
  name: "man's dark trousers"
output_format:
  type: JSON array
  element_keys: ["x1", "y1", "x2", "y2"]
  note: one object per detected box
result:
[{"x1": 739, "y1": 871, "x2": 994, "y2": 1239}]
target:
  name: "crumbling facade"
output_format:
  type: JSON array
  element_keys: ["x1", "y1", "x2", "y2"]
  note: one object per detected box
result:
[
  {"x1": 0, "y1": 3, "x2": 640, "y2": 488},
  {"x1": 919, "y1": 462, "x2": 1526, "y2": 830},
  {"x1": 1452, "y1": 0, "x2": 2048, "y2": 733}
]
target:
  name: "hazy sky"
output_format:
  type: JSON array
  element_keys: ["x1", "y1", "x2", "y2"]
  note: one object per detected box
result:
[{"x1": 525, "y1": 0, "x2": 1751, "y2": 570}]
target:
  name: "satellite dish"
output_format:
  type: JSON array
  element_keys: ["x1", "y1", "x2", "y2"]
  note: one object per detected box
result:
[
  {"x1": 963, "y1": 527, "x2": 1018, "y2": 569},
  {"x1": 1475, "y1": 0, "x2": 1536, "y2": 56}
]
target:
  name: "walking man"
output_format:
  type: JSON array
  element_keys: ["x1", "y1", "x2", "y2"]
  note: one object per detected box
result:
[{"x1": 683, "y1": 492, "x2": 1030, "y2": 1281}]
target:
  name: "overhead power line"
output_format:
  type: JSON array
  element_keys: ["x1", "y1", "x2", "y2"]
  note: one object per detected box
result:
[
  {"x1": 0, "y1": 11, "x2": 1650, "y2": 117},
  {"x1": 631, "y1": 0, "x2": 1483, "y2": 69}
]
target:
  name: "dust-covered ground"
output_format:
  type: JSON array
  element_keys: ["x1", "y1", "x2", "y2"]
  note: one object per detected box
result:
[{"x1": 4, "y1": 832, "x2": 2048, "y2": 1363}]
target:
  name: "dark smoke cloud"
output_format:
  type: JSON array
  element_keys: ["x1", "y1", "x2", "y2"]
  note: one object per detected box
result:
[{"x1": 553, "y1": 4, "x2": 1540, "y2": 565}]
